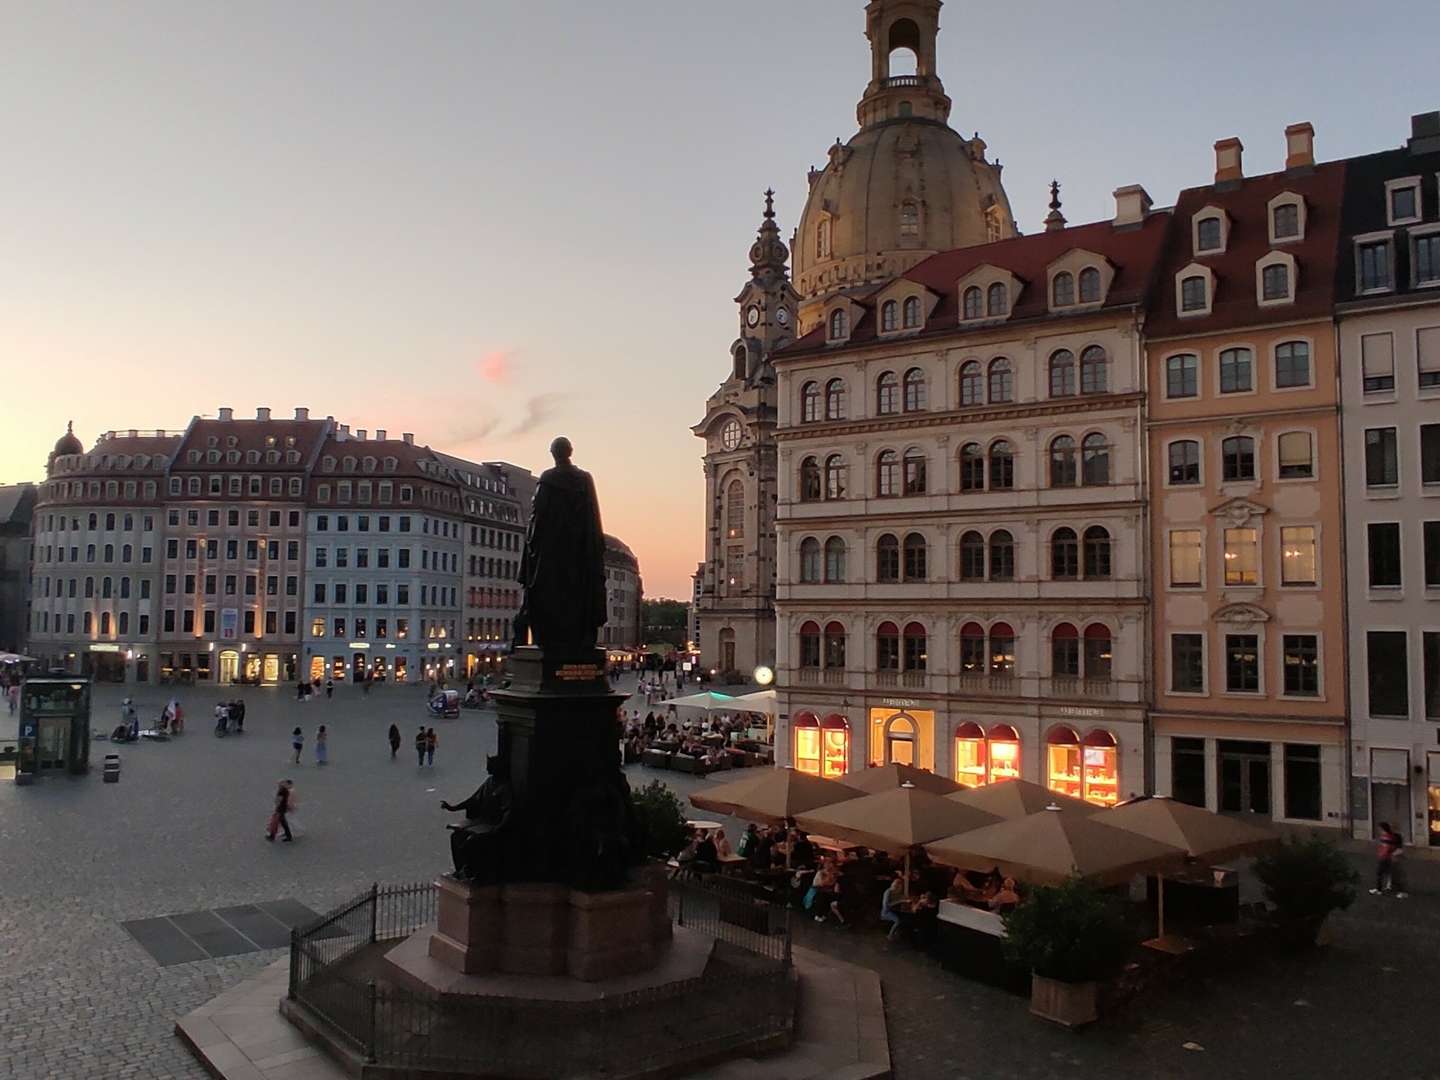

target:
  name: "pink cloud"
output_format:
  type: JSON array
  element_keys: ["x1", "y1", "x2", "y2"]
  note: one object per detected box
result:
[{"x1": 477, "y1": 349, "x2": 513, "y2": 384}]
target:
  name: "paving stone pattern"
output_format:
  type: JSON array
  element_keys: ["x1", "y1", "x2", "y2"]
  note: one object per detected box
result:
[
  {"x1": 4, "y1": 679, "x2": 1440, "y2": 1079},
  {"x1": 121, "y1": 900, "x2": 320, "y2": 965}
]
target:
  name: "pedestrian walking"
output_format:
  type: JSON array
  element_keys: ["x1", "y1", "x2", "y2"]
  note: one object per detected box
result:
[
  {"x1": 1371, "y1": 821, "x2": 1408, "y2": 897},
  {"x1": 325, "y1": 679, "x2": 334, "y2": 700},
  {"x1": 315, "y1": 725, "x2": 328, "y2": 766},
  {"x1": 232, "y1": 698, "x2": 245, "y2": 734},
  {"x1": 415, "y1": 726, "x2": 427, "y2": 766},
  {"x1": 425, "y1": 727, "x2": 438, "y2": 767},
  {"x1": 265, "y1": 779, "x2": 294, "y2": 842},
  {"x1": 291, "y1": 726, "x2": 304, "y2": 764}
]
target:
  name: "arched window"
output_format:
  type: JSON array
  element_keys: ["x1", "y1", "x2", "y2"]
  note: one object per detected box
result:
[
  {"x1": 902, "y1": 622, "x2": 928, "y2": 671},
  {"x1": 818, "y1": 714, "x2": 850, "y2": 778},
  {"x1": 986, "y1": 283, "x2": 1008, "y2": 316},
  {"x1": 989, "y1": 529, "x2": 1015, "y2": 581},
  {"x1": 1219, "y1": 347, "x2": 1254, "y2": 394},
  {"x1": 801, "y1": 382, "x2": 820, "y2": 423},
  {"x1": 798, "y1": 622, "x2": 821, "y2": 668},
  {"x1": 876, "y1": 451, "x2": 900, "y2": 497},
  {"x1": 824, "y1": 455, "x2": 848, "y2": 500},
  {"x1": 726, "y1": 480, "x2": 745, "y2": 537},
  {"x1": 816, "y1": 219, "x2": 831, "y2": 259},
  {"x1": 1081, "y1": 433, "x2": 1110, "y2": 485},
  {"x1": 1168, "y1": 440, "x2": 1200, "y2": 485},
  {"x1": 881, "y1": 300, "x2": 898, "y2": 332},
  {"x1": 1084, "y1": 623, "x2": 1113, "y2": 681},
  {"x1": 118, "y1": 612, "x2": 129, "y2": 635},
  {"x1": 1166, "y1": 353, "x2": 1200, "y2": 398},
  {"x1": 1051, "y1": 527, "x2": 1079, "y2": 579},
  {"x1": 962, "y1": 287, "x2": 983, "y2": 320},
  {"x1": 959, "y1": 443, "x2": 985, "y2": 491},
  {"x1": 1222, "y1": 435, "x2": 1256, "y2": 481},
  {"x1": 900, "y1": 201, "x2": 920, "y2": 242},
  {"x1": 100, "y1": 611, "x2": 111, "y2": 635},
  {"x1": 1275, "y1": 340, "x2": 1311, "y2": 388},
  {"x1": 989, "y1": 440, "x2": 1015, "y2": 490},
  {"x1": 1080, "y1": 346, "x2": 1108, "y2": 394},
  {"x1": 1181, "y1": 275, "x2": 1208, "y2": 312},
  {"x1": 954, "y1": 721, "x2": 987, "y2": 787},
  {"x1": 876, "y1": 621, "x2": 900, "y2": 670},
  {"x1": 733, "y1": 344, "x2": 747, "y2": 380},
  {"x1": 1050, "y1": 350, "x2": 1076, "y2": 397},
  {"x1": 799, "y1": 538, "x2": 821, "y2": 583},
  {"x1": 959, "y1": 361, "x2": 983, "y2": 406},
  {"x1": 1262, "y1": 263, "x2": 1290, "y2": 301},
  {"x1": 877, "y1": 371, "x2": 899, "y2": 414},
  {"x1": 1052, "y1": 622, "x2": 1080, "y2": 677},
  {"x1": 903, "y1": 368, "x2": 927, "y2": 411},
  {"x1": 903, "y1": 296, "x2": 921, "y2": 329},
  {"x1": 1079, "y1": 267, "x2": 1102, "y2": 303},
  {"x1": 959, "y1": 622, "x2": 986, "y2": 673},
  {"x1": 823, "y1": 622, "x2": 847, "y2": 669},
  {"x1": 1046, "y1": 726, "x2": 1083, "y2": 799},
  {"x1": 825, "y1": 378, "x2": 848, "y2": 420},
  {"x1": 1049, "y1": 435, "x2": 1078, "y2": 487},
  {"x1": 799, "y1": 457, "x2": 821, "y2": 502},
  {"x1": 989, "y1": 622, "x2": 1016, "y2": 675},
  {"x1": 902, "y1": 532, "x2": 928, "y2": 581},
  {"x1": 1081, "y1": 729, "x2": 1120, "y2": 805},
  {"x1": 824, "y1": 537, "x2": 847, "y2": 582},
  {"x1": 987, "y1": 724, "x2": 1022, "y2": 782},
  {"x1": 101, "y1": 576, "x2": 112, "y2": 599},
  {"x1": 902, "y1": 449, "x2": 927, "y2": 495},
  {"x1": 885, "y1": 713, "x2": 917, "y2": 765},
  {"x1": 959, "y1": 530, "x2": 986, "y2": 579},
  {"x1": 793, "y1": 711, "x2": 821, "y2": 775},
  {"x1": 876, "y1": 535, "x2": 900, "y2": 582},
  {"x1": 988, "y1": 357, "x2": 1013, "y2": 403},
  {"x1": 1052, "y1": 271, "x2": 1075, "y2": 307},
  {"x1": 1083, "y1": 526, "x2": 1112, "y2": 579},
  {"x1": 829, "y1": 309, "x2": 848, "y2": 340}
]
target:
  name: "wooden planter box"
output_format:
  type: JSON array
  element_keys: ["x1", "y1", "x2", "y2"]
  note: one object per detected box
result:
[{"x1": 1030, "y1": 973, "x2": 1098, "y2": 1028}]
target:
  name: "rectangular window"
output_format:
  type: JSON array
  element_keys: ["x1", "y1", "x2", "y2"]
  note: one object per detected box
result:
[
  {"x1": 1359, "y1": 241, "x2": 1393, "y2": 292},
  {"x1": 1171, "y1": 737, "x2": 1207, "y2": 807},
  {"x1": 183, "y1": 609, "x2": 195, "y2": 633},
  {"x1": 1171, "y1": 634, "x2": 1204, "y2": 693},
  {"x1": 1283, "y1": 745, "x2": 1322, "y2": 821},
  {"x1": 265, "y1": 610, "x2": 277, "y2": 634},
  {"x1": 1225, "y1": 634, "x2": 1260, "y2": 693},
  {"x1": 1365, "y1": 428, "x2": 1399, "y2": 487},
  {"x1": 203, "y1": 609, "x2": 216, "y2": 633},
  {"x1": 1223, "y1": 527, "x2": 1258, "y2": 586},
  {"x1": 1280, "y1": 526, "x2": 1317, "y2": 586},
  {"x1": 1418, "y1": 327, "x2": 1440, "y2": 388},
  {"x1": 1367, "y1": 630, "x2": 1409, "y2": 717},
  {"x1": 1166, "y1": 354, "x2": 1198, "y2": 398},
  {"x1": 1421, "y1": 424, "x2": 1440, "y2": 485},
  {"x1": 1362, "y1": 333, "x2": 1395, "y2": 392},
  {"x1": 1282, "y1": 635, "x2": 1319, "y2": 696},
  {"x1": 1219, "y1": 348, "x2": 1253, "y2": 393},
  {"x1": 314, "y1": 583, "x2": 326, "y2": 603},
  {"x1": 334, "y1": 617, "x2": 346, "y2": 638},
  {"x1": 243, "y1": 610, "x2": 255, "y2": 634},
  {"x1": 1425, "y1": 521, "x2": 1440, "y2": 587},
  {"x1": 1417, "y1": 236, "x2": 1440, "y2": 286},
  {"x1": 1277, "y1": 431, "x2": 1313, "y2": 479},
  {"x1": 1390, "y1": 183, "x2": 1419, "y2": 223},
  {"x1": 1368, "y1": 522, "x2": 1402, "y2": 588},
  {"x1": 1169, "y1": 530, "x2": 1202, "y2": 587},
  {"x1": 1425, "y1": 632, "x2": 1440, "y2": 721}
]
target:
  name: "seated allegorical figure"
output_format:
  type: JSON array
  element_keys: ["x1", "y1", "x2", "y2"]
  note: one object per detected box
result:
[{"x1": 440, "y1": 755, "x2": 514, "y2": 883}]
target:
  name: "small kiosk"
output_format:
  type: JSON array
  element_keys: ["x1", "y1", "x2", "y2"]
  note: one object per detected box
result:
[{"x1": 15, "y1": 678, "x2": 92, "y2": 785}]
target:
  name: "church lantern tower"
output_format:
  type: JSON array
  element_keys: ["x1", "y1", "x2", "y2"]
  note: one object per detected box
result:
[{"x1": 691, "y1": 192, "x2": 800, "y2": 677}]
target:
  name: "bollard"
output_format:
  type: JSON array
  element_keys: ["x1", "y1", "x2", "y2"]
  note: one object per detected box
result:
[{"x1": 102, "y1": 753, "x2": 121, "y2": 783}]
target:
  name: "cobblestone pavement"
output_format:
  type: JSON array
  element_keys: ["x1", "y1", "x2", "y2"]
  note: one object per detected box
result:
[{"x1": 4, "y1": 679, "x2": 1438, "y2": 1079}]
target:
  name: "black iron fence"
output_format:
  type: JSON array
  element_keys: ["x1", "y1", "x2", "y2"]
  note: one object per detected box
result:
[{"x1": 287, "y1": 878, "x2": 793, "y2": 1077}]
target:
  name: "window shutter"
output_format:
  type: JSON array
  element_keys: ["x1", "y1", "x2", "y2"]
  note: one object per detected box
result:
[
  {"x1": 1418, "y1": 327, "x2": 1440, "y2": 373},
  {"x1": 1278, "y1": 432, "x2": 1312, "y2": 470},
  {"x1": 1362, "y1": 333, "x2": 1394, "y2": 377}
]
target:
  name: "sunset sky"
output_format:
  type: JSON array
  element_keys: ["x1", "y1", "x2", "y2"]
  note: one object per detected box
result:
[{"x1": 3, "y1": 0, "x2": 1435, "y2": 597}]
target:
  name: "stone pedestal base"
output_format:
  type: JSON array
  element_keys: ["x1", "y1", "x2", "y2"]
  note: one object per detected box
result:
[{"x1": 427, "y1": 874, "x2": 668, "y2": 982}]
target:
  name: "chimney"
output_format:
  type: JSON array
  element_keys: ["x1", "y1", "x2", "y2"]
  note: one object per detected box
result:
[
  {"x1": 356, "y1": 429, "x2": 367, "y2": 441},
  {"x1": 294, "y1": 406, "x2": 310, "y2": 421},
  {"x1": 1410, "y1": 111, "x2": 1440, "y2": 155},
  {"x1": 1285, "y1": 123, "x2": 1315, "y2": 170},
  {"x1": 339, "y1": 424, "x2": 350, "y2": 437},
  {"x1": 218, "y1": 407, "x2": 234, "y2": 422},
  {"x1": 402, "y1": 432, "x2": 414, "y2": 445},
  {"x1": 256, "y1": 407, "x2": 271, "y2": 421},
  {"x1": 375, "y1": 429, "x2": 387, "y2": 441},
  {"x1": 1112, "y1": 185, "x2": 1153, "y2": 227},
  {"x1": 127, "y1": 429, "x2": 138, "y2": 438},
  {"x1": 1214, "y1": 137, "x2": 1244, "y2": 184}
]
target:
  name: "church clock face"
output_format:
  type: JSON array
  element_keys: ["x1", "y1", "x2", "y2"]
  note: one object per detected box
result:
[
  {"x1": 720, "y1": 419, "x2": 742, "y2": 451},
  {"x1": 746, "y1": 305, "x2": 761, "y2": 328},
  {"x1": 776, "y1": 307, "x2": 790, "y2": 327}
]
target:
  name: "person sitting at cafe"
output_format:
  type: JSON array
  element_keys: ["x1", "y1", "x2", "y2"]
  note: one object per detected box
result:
[
  {"x1": 947, "y1": 869, "x2": 988, "y2": 904},
  {"x1": 713, "y1": 830, "x2": 733, "y2": 858},
  {"x1": 907, "y1": 890, "x2": 941, "y2": 947},
  {"x1": 879, "y1": 871, "x2": 906, "y2": 942},
  {"x1": 806, "y1": 860, "x2": 846, "y2": 926},
  {"x1": 692, "y1": 830, "x2": 719, "y2": 875},
  {"x1": 789, "y1": 830, "x2": 816, "y2": 869},
  {"x1": 987, "y1": 877, "x2": 1021, "y2": 913}
]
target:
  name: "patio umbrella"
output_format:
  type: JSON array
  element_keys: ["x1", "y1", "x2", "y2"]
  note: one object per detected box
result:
[
  {"x1": 847, "y1": 762, "x2": 963, "y2": 796},
  {"x1": 925, "y1": 806, "x2": 1186, "y2": 888},
  {"x1": 1103, "y1": 797, "x2": 1278, "y2": 937},
  {"x1": 725, "y1": 689, "x2": 778, "y2": 716},
  {"x1": 946, "y1": 778, "x2": 1098, "y2": 819},
  {"x1": 796, "y1": 782, "x2": 1001, "y2": 896},
  {"x1": 666, "y1": 690, "x2": 737, "y2": 713},
  {"x1": 688, "y1": 767, "x2": 864, "y2": 826}
]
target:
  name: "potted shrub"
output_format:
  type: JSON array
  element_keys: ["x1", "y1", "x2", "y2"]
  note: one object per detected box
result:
[
  {"x1": 630, "y1": 779, "x2": 689, "y2": 860},
  {"x1": 1003, "y1": 878, "x2": 1132, "y2": 1028},
  {"x1": 1252, "y1": 835, "x2": 1358, "y2": 947}
]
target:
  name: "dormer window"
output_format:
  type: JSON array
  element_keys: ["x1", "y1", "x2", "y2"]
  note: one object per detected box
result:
[
  {"x1": 881, "y1": 300, "x2": 898, "y2": 332},
  {"x1": 1273, "y1": 204, "x2": 1299, "y2": 240},
  {"x1": 1356, "y1": 235, "x2": 1394, "y2": 293},
  {"x1": 1181, "y1": 275, "x2": 1208, "y2": 312},
  {"x1": 1196, "y1": 216, "x2": 1223, "y2": 253},
  {"x1": 986, "y1": 283, "x2": 1008, "y2": 316},
  {"x1": 1052, "y1": 272, "x2": 1075, "y2": 307},
  {"x1": 1078, "y1": 267, "x2": 1101, "y2": 303},
  {"x1": 962, "y1": 286, "x2": 982, "y2": 320},
  {"x1": 902, "y1": 296, "x2": 921, "y2": 328},
  {"x1": 1387, "y1": 178, "x2": 1422, "y2": 226},
  {"x1": 828, "y1": 309, "x2": 848, "y2": 340},
  {"x1": 1261, "y1": 262, "x2": 1292, "y2": 302}
]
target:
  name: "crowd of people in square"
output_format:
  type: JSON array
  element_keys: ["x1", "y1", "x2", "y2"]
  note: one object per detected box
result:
[{"x1": 622, "y1": 708, "x2": 773, "y2": 771}]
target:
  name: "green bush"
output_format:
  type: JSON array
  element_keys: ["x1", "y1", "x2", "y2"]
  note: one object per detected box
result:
[
  {"x1": 630, "y1": 779, "x2": 689, "y2": 859},
  {"x1": 1253, "y1": 835, "x2": 1358, "y2": 922},
  {"x1": 1003, "y1": 878, "x2": 1133, "y2": 984}
]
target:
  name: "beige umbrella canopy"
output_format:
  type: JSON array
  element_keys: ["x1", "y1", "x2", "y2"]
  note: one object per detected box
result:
[
  {"x1": 946, "y1": 778, "x2": 1097, "y2": 819},
  {"x1": 926, "y1": 807, "x2": 1186, "y2": 887},
  {"x1": 688, "y1": 768, "x2": 865, "y2": 826},
  {"x1": 794, "y1": 784, "x2": 1001, "y2": 854},
  {"x1": 847, "y1": 763, "x2": 964, "y2": 796},
  {"x1": 1103, "y1": 797, "x2": 1278, "y2": 862}
]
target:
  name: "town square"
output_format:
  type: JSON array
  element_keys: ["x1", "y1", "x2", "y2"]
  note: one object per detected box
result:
[{"x1": 5, "y1": 0, "x2": 1440, "y2": 1076}]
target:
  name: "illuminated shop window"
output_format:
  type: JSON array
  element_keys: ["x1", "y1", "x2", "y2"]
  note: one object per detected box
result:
[
  {"x1": 1081, "y1": 729, "x2": 1119, "y2": 806},
  {"x1": 954, "y1": 722, "x2": 987, "y2": 788},
  {"x1": 820, "y1": 714, "x2": 850, "y2": 779},
  {"x1": 1046, "y1": 727, "x2": 1084, "y2": 800},
  {"x1": 987, "y1": 724, "x2": 1021, "y2": 783},
  {"x1": 793, "y1": 711, "x2": 821, "y2": 777}
]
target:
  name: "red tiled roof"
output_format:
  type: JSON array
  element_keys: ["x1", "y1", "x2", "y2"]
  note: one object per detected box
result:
[
  {"x1": 784, "y1": 212, "x2": 1173, "y2": 354},
  {"x1": 173, "y1": 419, "x2": 330, "y2": 472},
  {"x1": 1144, "y1": 161, "x2": 1346, "y2": 339}
]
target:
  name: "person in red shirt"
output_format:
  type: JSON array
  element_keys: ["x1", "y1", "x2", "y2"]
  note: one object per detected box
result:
[{"x1": 1370, "y1": 822, "x2": 1407, "y2": 898}]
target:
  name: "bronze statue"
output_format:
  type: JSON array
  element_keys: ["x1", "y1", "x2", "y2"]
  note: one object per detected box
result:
[
  {"x1": 441, "y1": 755, "x2": 514, "y2": 882},
  {"x1": 512, "y1": 437, "x2": 607, "y2": 653}
]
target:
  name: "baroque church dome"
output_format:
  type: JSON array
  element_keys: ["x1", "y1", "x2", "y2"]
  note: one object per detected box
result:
[
  {"x1": 53, "y1": 420, "x2": 83, "y2": 457},
  {"x1": 793, "y1": 0, "x2": 1015, "y2": 330}
]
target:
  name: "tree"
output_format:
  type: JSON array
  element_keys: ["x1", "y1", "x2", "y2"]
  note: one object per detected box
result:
[{"x1": 642, "y1": 598, "x2": 689, "y2": 648}]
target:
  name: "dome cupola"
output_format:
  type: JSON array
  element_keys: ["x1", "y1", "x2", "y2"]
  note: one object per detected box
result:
[{"x1": 53, "y1": 420, "x2": 82, "y2": 458}]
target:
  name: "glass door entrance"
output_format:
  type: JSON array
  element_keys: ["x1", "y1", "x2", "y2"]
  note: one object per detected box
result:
[
  {"x1": 1218, "y1": 740, "x2": 1271, "y2": 815},
  {"x1": 218, "y1": 650, "x2": 240, "y2": 685}
]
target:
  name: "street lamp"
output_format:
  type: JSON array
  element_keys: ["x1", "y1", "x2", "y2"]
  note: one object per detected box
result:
[{"x1": 753, "y1": 665, "x2": 774, "y2": 687}]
